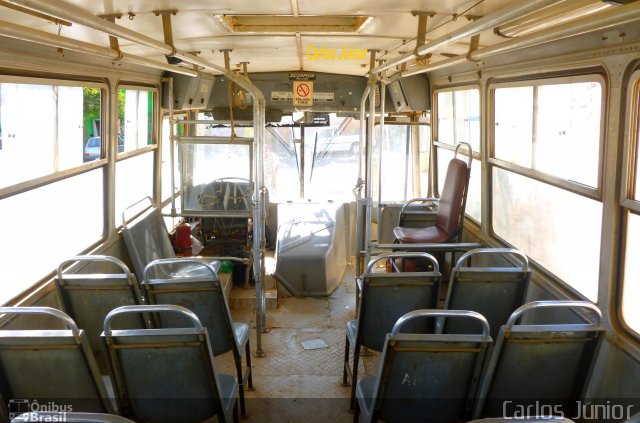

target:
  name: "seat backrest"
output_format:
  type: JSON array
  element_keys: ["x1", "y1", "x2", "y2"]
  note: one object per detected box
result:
[
  {"x1": 55, "y1": 255, "x2": 149, "y2": 371},
  {"x1": 474, "y1": 301, "x2": 604, "y2": 419},
  {"x1": 443, "y1": 248, "x2": 531, "y2": 339},
  {"x1": 141, "y1": 258, "x2": 236, "y2": 356},
  {"x1": 102, "y1": 305, "x2": 230, "y2": 423},
  {"x1": 12, "y1": 412, "x2": 135, "y2": 423},
  {"x1": 370, "y1": 310, "x2": 492, "y2": 423},
  {"x1": 0, "y1": 307, "x2": 113, "y2": 416},
  {"x1": 359, "y1": 253, "x2": 441, "y2": 351},
  {"x1": 121, "y1": 198, "x2": 176, "y2": 281},
  {"x1": 436, "y1": 157, "x2": 470, "y2": 240}
]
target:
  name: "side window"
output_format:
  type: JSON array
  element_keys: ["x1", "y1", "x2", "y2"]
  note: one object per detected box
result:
[
  {"x1": 435, "y1": 87, "x2": 481, "y2": 223},
  {"x1": 0, "y1": 77, "x2": 105, "y2": 303},
  {"x1": 118, "y1": 88, "x2": 154, "y2": 154},
  {"x1": 621, "y1": 71, "x2": 640, "y2": 336},
  {"x1": 490, "y1": 76, "x2": 604, "y2": 301},
  {"x1": 0, "y1": 81, "x2": 103, "y2": 188},
  {"x1": 115, "y1": 86, "x2": 156, "y2": 225}
]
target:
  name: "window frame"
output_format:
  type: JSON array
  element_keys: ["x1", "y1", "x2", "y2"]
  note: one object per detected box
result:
[
  {"x1": 433, "y1": 84, "x2": 482, "y2": 224},
  {"x1": 619, "y1": 69, "x2": 640, "y2": 340},
  {"x1": 487, "y1": 72, "x2": 607, "y2": 302},
  {"x1": 488, "y1": 74, "x2": 606, "y2": 201},
  {"x1": 0, "y1": 75, "x2": 107, "y2": 201}
]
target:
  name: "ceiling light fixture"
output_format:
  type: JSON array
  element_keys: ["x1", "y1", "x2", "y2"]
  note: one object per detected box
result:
[{"x1": 215, "y1": 15, "x2": 374, "y2": 33}]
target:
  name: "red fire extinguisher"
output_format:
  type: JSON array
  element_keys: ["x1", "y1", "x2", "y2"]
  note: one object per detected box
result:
[{"x1": 176, "y1": 221, "x2": 192, "y2": 257}]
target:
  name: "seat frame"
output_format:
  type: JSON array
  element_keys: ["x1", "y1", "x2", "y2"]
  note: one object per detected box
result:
[
  {"x1": 141, "y1": 258, "x2": 253, "y2": 417},
  {"x1": 343, "y1": 252, "x2": 441, "y2": 411},
  {"x1": 354, "y1": 309, "x2": 492, "y2": 423}
]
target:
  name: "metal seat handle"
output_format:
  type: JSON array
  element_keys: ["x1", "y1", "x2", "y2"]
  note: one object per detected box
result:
[
  {"x1": 399, "y1": 197, "x2": 439, "y2": 216},
  {"x1": 506, "y1": 300, "x2": 603, "y2": 328},
  {"x1": 121, "y1": 196, "x2": 154, "y2": 228},
  {"x1": 143, "y1": 258, "x2": 219, "y2": 283},
  {"x1": 455, "y1": 141, "x2": 473, "y2": 168},
  {"x1": 454, "y1": 248, "x2": 529, "y2": 270},
  {"x1": 103, "y1": 304, "x2": 204, "y2": 335},
  {"x1": 365, "y1": 252, "x2": 439, "y2": 275},
  {"x1": 0, "y1": 307, "x2": 80, "y2": 336},
  {"x1": 56, "y1": 255, "x2": 134, "y2": 279},
  {"x1": 392, "y1": 309, "x2": 490, "y2": 338}
]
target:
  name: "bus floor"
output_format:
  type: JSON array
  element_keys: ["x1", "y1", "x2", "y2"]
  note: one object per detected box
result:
[{"x1": 215, "y1": 266, "x2": 380, "y2": 422}]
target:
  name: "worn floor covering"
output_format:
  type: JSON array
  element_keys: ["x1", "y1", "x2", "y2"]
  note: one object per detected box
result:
[{"x1": 217, "y1": 266, "x2": 381, "y2": 423}]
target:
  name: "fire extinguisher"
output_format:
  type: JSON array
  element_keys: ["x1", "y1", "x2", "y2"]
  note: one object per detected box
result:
[{"x1": 176, "y1": 221, "x2": 192, "y2": 257}]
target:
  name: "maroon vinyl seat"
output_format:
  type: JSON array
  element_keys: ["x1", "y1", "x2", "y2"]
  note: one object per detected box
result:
[{"x1": 394, "y1": 145, "x2": 471, "y2": 244}]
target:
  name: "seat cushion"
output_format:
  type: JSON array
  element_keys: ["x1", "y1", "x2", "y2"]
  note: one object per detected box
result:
[
  {"x1": 218, "y1": 373, "x2": 239, "y2": 412},
  {"x1": 393, "y1": 225, "x2": 450, "y2": 243},
  {"x1": 232, "y1": 322, "x2": 250, "y2": 351},
  {"x1": 356, "y1": 376, "x2": 377, "y2": 418},
  {"x1": 346, "y1": 320, "x2": 358, "y2": 346}
]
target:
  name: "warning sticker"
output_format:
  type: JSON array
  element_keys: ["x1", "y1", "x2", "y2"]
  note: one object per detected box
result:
[
  {"x1": 293, "y1": 81, "x2": 313, "y2": 107},
  {"x1": 313, "y1": 92, "x2": 334, "y2": 103},
  {"x1": 271, "y1": 90, "x2": 334, "y2": 104}
]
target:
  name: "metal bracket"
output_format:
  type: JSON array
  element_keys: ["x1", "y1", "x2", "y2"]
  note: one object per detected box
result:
[
  {"x1": 154, "y1": 9, "x2": 180, "y2": 63},
  {"x1": 98, "y1": 13, "x2": 123, "y2": 54},
  {"x1": 412, "y1": 11, "x2": 436, "y2": 63}
]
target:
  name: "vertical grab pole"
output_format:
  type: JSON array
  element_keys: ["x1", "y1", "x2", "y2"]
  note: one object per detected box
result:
[
  {"x1": 377, "y1": 77, "x2": 386, "y2": 244},
  {"x1": 355, "y1": 84, "x2": 370, "y2": 279},
  {"x1": 253, "y1": 91, "x2": 267, "y2": 357},
  {"x1": 167, "y1": 77, "x2": 176, "y2": 216},
  {"x1": 364, "y1": 50, "x2": 378, "y2": 268}
]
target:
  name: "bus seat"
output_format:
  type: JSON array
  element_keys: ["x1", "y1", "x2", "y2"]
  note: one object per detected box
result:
[
  {"x1": 442, "y1": 248, "x2": 531, "y2": 340},
  {"x1": 0, "y1": 307, "x2": 115, "y2": 416},
  {"x1": 473, "y1": 301, "x2": 604, "y2": 419},
  {"x1": 141, "y1": 258, "x2": 253, "y2": 417},
  {"x1": 11, "y1": 412, "x2": 135, "y2": 422},
  {"x1": 343, "y1": 252, "x2": 441, "y2": 410},
  {"x1": 394, "y1": 142, "x2": 472, "y2": 245},
  {"x1": 54, "y1": 255, "x2": 150, "y2": 373},
  {"x1": 102, "y1": 305, "x2": 239, "y2": 423},
  {"x1": 121, "y1": 197, "x2": 221, "y2": 281},
  {"x1": 354, "y1": 310, "x2": 492, "y2": 423}
]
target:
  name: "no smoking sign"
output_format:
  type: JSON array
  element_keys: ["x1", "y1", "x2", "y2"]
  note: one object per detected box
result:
[{"x1": 293, "y1": 81, "x2": 313, "y2": 107}]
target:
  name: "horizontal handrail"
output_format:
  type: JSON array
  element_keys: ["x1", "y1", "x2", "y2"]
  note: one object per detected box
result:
[
  {"x1": 143, "y1": 258, "x2": 219, "y2": 283},
  {"x1": 392, "y1": 309, "x2": 490, "y2": 338},
  {"x1": 0, "y1": 306, "x2": 80, "y2": 336},
  {"x1": 455, "y1": 248, "x2": 529, "y2": 270},
  {"x1": 506, "y1": 301, "x2": 602, "y2": 328},
  {"x1": 373, "y1": 242, "x2": 482, "y2": 251},
  {"x1": 399, "y1": 197, "x2": 439, "y2": 217},
  {"x1": 56, "y1": 255, "x2": 134, "y2": 279},
  {"x1": 122, "y1": 196, "x2": 154, "y2": 228},
  {"x1": 365, "y1": 252, "x2": 439, "y2": 275},
  {"x1": 103, "y1": 304, "x2": 203, "y2": 335}
]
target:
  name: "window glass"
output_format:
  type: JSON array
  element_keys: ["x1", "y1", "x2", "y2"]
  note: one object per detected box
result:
[
  {"x1": 115, "y1": 153, "x2": 154, "y2": 225},
  {"x1": 437, "y1": 148, "x2": 481, "y2": 223},
  {"x1": 161, "y1": 116, "x2": 181, "y2": 202},
  {"x1": 492, "y1": 167, "x2": 601, "y2": 301},
  {"x1": 0, "y1": 170, "x2": 103, "y2": 303},
  {"x1": 622, "y1": 212, "x2": 640, "y2": 334},
  {"x1": 0, "y1": 83, "x2": 101, "y2": 188},
  {"x1": 419, "y1": 125, "x2": 430, "y2": 197},
  {"x1": 265, "y1": 124, "x2": 300, "y2": 201},
  {"x1": 371, "y1": 124, "x2": 413, "y2": 202},
  {"x1": 437, "y1": 89, "x2": 480, "y2": 151},
  {"x1": 494, "y1": 86, "x2": 533, "y2": 168},
  {"x1": 494, "y1": 80, "x2": 602, "y2": 187},
  {"x1": 305, "y1": 114, "x2": 359, "y2": 201},
  {"x1": 119, "y1": 89, "x2": 154, "y2": 153}
]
